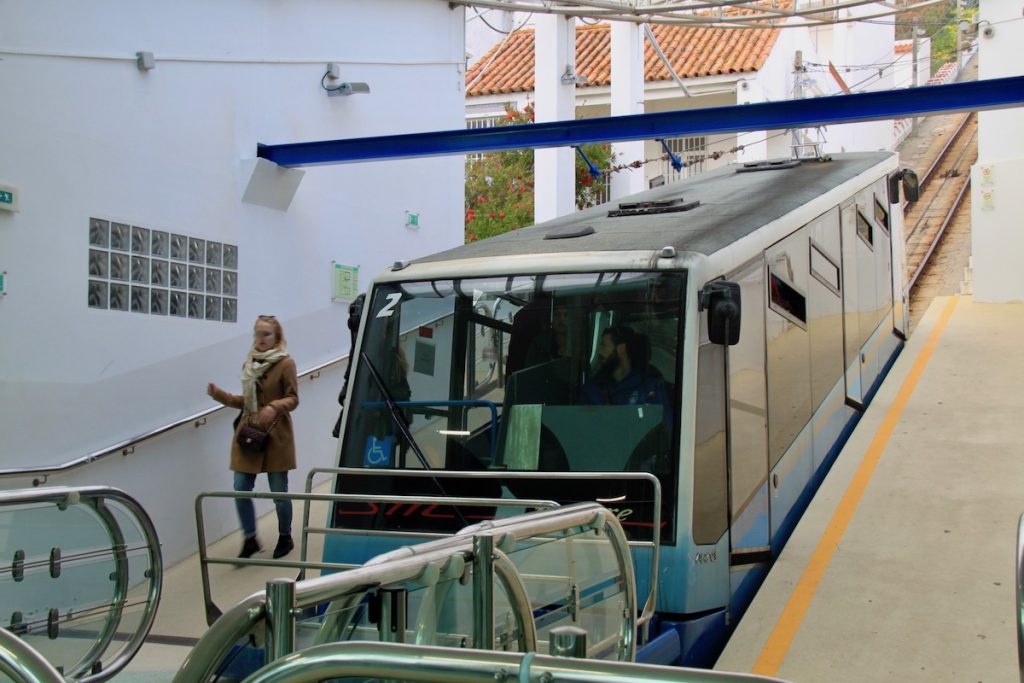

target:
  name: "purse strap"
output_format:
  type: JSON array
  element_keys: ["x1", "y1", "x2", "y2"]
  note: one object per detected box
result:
[{"x1": 247, "y1": 412, "x2": 280, "y2": 433}]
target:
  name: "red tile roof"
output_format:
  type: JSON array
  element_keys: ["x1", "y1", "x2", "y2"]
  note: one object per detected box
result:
[
  {"x1": 894, "y1": 40, "x2": 913, "y2": 54},
  {"x1": 467, "y1": 21, "x2": 782, "y2": 97}
]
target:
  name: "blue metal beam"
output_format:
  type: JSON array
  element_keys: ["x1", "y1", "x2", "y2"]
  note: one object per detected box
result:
[{"x1": 258, "y1": 76, "x2": 1024, "y2": 168}]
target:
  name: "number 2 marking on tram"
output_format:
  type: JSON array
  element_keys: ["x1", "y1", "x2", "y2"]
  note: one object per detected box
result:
[{"x1": 376, "y1": 293, "x2": 402, "y2": 318}]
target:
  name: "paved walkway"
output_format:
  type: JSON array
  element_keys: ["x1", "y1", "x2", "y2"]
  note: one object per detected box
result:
[{"x1": 716, "y1": 296, "x2": 1024, "y2": 682}]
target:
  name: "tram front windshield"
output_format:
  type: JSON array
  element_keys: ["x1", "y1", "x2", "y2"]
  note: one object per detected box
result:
[{"x1": 340, "y1": 271, "x2": 684, "y2": 486}]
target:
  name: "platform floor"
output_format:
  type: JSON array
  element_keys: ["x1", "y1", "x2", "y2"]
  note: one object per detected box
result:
[{"x1": 716, "y1": 295, "x2": 1024, "y2": 682}]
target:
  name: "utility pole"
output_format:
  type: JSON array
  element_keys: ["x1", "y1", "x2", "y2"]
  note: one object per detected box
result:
[
  {"x1": 911, "y1": 20, "x2": 919, "y2": 88},
  {"x1": 955, "y1": 0, "x2": 963, "y2": 76},
  {"x1": 792, "y1": 50, "x2": 804, "y2": 157}
]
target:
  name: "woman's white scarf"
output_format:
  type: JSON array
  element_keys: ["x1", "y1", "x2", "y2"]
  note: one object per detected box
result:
[{"x1": 241, "y1": 348, "x2": 290, "y2": 416}]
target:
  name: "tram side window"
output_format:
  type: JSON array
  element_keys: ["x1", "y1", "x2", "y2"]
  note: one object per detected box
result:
[
  {"x1": 768, "y1": 273, "x2": 806, "y2": 326},
  {"x1": 873, "y1": 198, "x2": 889, "y2": 235},
  {"x1": 692, "y1": 342, "x2": 728, "y2": 545},
  {"x1": 810, "y1": 243, "x2": 840, "y2": 295},
  {"x1": 856, "y1": 210, "x2": 873, "y2": 248}
]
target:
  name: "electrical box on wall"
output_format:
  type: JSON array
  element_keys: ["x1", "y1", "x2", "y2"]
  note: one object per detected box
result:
[{"x1": 0, "y1": 183, "x2": 19, "y2": 212}]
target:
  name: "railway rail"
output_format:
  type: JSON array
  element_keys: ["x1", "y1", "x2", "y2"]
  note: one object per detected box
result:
[{"x1": 903, "y1": 112, "x2": 976, "y2": 292}]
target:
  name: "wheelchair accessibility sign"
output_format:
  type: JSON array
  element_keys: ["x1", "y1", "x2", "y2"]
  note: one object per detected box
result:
[{"x1": 364, "y1": 436, "x2": 394, "y2": 468}]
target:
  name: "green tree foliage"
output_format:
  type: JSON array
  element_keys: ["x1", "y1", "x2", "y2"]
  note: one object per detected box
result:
[
  {"x1": 895, "y1": 0, "x2": 976, "y2": 73},
  {"x1": 464, "y1": 102, "x2": 614, "y2": 243}
]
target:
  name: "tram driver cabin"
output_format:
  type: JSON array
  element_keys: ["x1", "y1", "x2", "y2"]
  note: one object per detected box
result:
[{"x1": 328, "y1": 151, "x2": 919, "y2": 666}]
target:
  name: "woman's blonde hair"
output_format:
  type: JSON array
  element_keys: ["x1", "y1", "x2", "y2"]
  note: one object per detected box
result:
[{"x1": 255, "y1": 315, "x2": 287, "y2": 351}]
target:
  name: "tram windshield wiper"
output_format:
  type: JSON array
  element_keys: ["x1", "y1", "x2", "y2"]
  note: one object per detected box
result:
[{"x1": 360, "y1": 352, "x2": 468, "y2": 527}]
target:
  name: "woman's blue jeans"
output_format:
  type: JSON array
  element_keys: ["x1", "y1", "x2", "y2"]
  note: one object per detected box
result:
[{"x1": 233, "y1": 471, "x2": 291, "y2": 539}]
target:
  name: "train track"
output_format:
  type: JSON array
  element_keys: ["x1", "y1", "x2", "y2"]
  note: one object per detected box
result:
[{"x1": 903, "y1": 111, "x2": 977, "y2": 292}]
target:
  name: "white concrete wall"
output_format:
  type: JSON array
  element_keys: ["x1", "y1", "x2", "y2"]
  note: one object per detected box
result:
[
  {"x1": 972, "y1": 0, "x2": 1024, "y2": 302},
  {"x1": 465, "y1": 7, "x2": 526, "y2": 66},
  {"x1": 0, "y1": 0, "x2": 466, "y2": 566},
  {"x1": 809, "y1": 6, "x2": 896, "y2": 154}
]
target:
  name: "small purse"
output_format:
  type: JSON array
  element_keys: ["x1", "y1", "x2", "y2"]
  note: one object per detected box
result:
[{"x1": 236, "y1": 415, "x2": 279, "y2": 453}]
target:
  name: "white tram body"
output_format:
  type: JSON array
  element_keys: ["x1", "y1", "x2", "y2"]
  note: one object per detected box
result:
[{"x1": 328, "y1": 151, "x2": 914, "y2": 666}]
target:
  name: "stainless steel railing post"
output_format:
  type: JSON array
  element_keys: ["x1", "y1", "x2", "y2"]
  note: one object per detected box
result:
[
  {"x1": 472, "y1": 534, "x2": 494, "y2": 649},
  {"x1": 379, "y1": 588, "x2": 407, "y2": 644},
  {"x1": 1016, "y1": 512, "x2": 1024, "y2": 683},
  {"x1": 265, "y1": 579, "x2": 296, "y2": 664},
  {"x1": 550, "y1": 625, "x2": 589, "y2": 659}
]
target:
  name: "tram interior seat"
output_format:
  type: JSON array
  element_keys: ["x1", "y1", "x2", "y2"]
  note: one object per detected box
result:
[
  {"x1": 543, "y1": 405, "x2": 664, "y2": 471},
  {"x1": 496, "y1": 402, "x2": 664, "y2": 472},
  {"x1": 504, "y1": 357, "x2": 573, "y2": 406},
  {"x1": 504, "y1": 295, "x2": 553, "y2": 378}
]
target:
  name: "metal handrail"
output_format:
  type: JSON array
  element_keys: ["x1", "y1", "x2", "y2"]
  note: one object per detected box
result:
[
  {"x1": 240, "y1": 641, "x2": 791, "y2": 683},
  {"x1": 175, "y1": 502, "x2": 634, "y2": 683},
  {"x1": 317, "y1": 466, "x2": 662, "y2": 631},
  {"x1": 0, "y1": 486, "x2": 162, "y2": 683},
  {"x1": 0, "y1": 627, "x2": 64, "y2": 683},
  {"x1": 1016, "y1": 512, "x2": 1024, "y2": 683},
  {"x1": 0, "y1": 353, "x2": 349, "y2": 484},
  {"x1": 196, "y1": 489, "x2": 560, "y2": 624}
]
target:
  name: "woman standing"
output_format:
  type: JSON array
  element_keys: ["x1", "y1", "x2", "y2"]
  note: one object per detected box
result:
[{"x1": 207, "y1": 315, "x2": 299, "y2": 559}]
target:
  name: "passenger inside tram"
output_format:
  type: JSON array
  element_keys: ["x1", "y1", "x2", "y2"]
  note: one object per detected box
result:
[
  {"x1": 580, "y1": 325, "x2": 670, "y2": 410},
  {"x1": 335, "y1": 272, "x2": 682, "y2": 539},
  {"x1": 341, "y1": 273, "x2": 682, "y2": 479}
]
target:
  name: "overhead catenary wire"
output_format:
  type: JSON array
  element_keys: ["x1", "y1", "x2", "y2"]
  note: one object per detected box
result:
[
  {"x1": 448, "y1": 0, "x2": 947, "y2": 30},
  {"x1": 466, "y1": 11, "x2": 533, "y2": 93},
  {"x1": 643, "y1": 23, "x2": 693, "y2": 98}
]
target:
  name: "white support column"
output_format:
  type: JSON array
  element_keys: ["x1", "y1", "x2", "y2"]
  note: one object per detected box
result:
[
  {"x1": 972, "y1": 0, "x2": 1024, "y2": 302},
  {"x1": 735, "y1": 78, "x2": 768, "y2": 163},
  {"x1": 610, "y1": 21, "x2": 646, "y2": 198},
  {"x1": 534, "y1": 14, "x2": 577, "y2": 223}
]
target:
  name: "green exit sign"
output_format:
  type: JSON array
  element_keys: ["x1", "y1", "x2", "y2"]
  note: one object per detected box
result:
[{"x1": 0, "y1": 184, "x2": 17, "y2": 212}]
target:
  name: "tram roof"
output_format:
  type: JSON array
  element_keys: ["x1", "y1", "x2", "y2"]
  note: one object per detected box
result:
[{"x1": 415, "y1": 151, "x2": 892, "y2": 265}]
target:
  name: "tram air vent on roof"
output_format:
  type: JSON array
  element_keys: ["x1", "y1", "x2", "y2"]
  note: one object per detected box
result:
[
  {"x1": 608, "y1": 198, "x2": 699, "y2": 217},
  {"x1": 736, "y1": 159, "x2": 802, "y2": 173},
  {"x1": 543, "y1": 225, "x2": 596, "y2": 240}
]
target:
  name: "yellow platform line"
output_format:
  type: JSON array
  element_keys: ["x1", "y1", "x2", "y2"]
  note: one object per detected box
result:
[{"x1": 752, "y1": 295, "x2": 960, "y2": 676}]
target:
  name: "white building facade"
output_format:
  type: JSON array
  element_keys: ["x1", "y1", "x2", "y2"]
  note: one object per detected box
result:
[
  {"x1": 0, "y1": 1, "x2": 467, "y2": 565},
  {"x1": 466, "y1": 3, "x2": 923, "y2": 198}
]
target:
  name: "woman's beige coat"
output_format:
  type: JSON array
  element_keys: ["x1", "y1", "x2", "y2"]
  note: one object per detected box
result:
[{"x1": 212, "y1": 357, "x2": 299, "y2": 474}]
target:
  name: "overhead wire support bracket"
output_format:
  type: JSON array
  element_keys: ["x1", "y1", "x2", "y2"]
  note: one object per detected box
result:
[
  {"x1": 656, "y1": 139, "x2": 685, "y2": 173},
  {"x1": 573, "y1": 146, "x2": 602, "y2": 180}
]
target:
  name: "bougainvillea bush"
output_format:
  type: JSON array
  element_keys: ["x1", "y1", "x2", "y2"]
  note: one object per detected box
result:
[{"x1": 465, "y1": 102, "x2": 614, "y2": 243}]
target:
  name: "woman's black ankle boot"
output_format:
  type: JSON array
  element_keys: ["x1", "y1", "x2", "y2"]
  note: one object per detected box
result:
[
  {"x1": 239, "y1": 536, "x2": 261, "y2": 558},
  {"x1": 273, "y1": 534, "x2": 294, "y2": 559}
]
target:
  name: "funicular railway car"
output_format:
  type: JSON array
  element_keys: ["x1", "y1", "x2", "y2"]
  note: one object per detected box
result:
[{"x1": 327, "y1": 151, "x2": 919, "y2": 667}]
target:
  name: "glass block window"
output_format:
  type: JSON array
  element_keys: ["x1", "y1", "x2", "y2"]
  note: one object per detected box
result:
[{"x1": 88, "y1": 217, "x2": 238, "y2": 322}]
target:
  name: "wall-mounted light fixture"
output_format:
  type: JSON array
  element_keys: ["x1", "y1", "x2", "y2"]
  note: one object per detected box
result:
[{"x1": 322, "y1": 63, "x2": 371, "y2": 97}]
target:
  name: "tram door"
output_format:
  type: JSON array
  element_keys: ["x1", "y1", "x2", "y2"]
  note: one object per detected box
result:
[
  {"x1": 725, "y1": 261, "x2": 771, "y2": 565},
  {"x1": 841, "y1": 192, "x2": 893, "y2": 407},
  {"x1": 840, "y1": 200, "x2": 864, "y2": 407}
]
